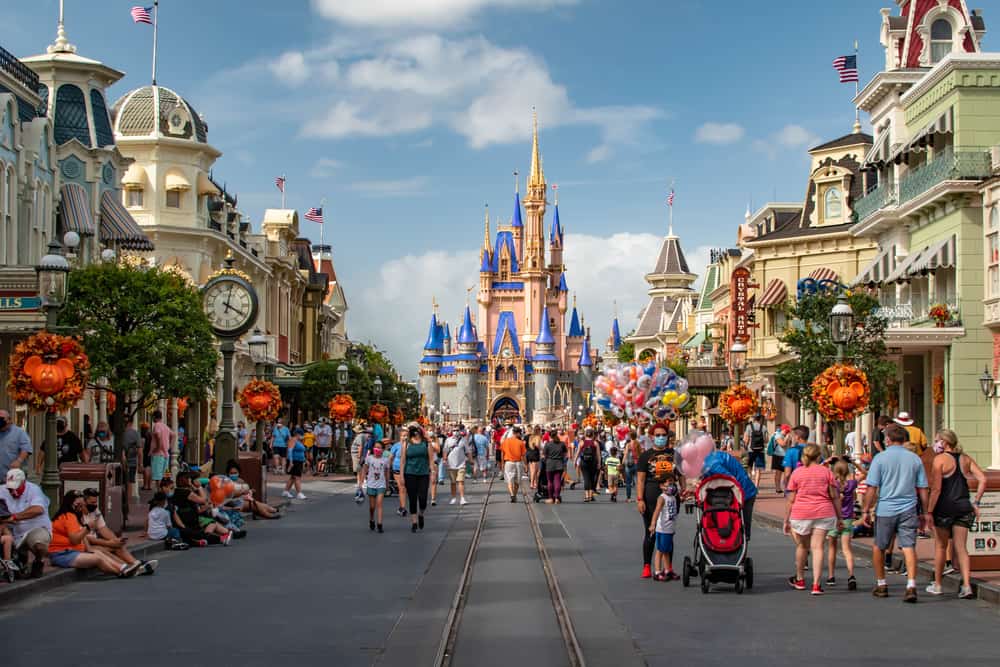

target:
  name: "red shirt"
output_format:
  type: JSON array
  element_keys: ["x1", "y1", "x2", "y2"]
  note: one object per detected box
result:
[{"x1": 787, "y1": 465, "x2": 838, "y2": 521}]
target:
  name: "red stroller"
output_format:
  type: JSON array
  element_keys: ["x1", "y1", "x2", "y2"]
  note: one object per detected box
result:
[{"x1": 682, "y1": 474, "x2": 753, "y2": 594}]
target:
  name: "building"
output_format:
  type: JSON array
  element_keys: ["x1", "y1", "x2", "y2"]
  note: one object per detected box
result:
[
  {"x1": 850, "y1": 1, "x2": 996, "y2": 464},
  {"x1": 980, "y1": 161, "x2": 1000, "y2": 467},
  {"x1": 418, "y1": 118, "x2": 594, "y2": 424}
]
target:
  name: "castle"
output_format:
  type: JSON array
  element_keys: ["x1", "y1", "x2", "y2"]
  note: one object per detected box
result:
[{"x1": 419, "y1": 117, "x2": 595, "y2": 424}]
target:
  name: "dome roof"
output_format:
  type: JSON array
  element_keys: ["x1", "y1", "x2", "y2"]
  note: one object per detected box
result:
[{"x1": 111, "y1": 85, "x2": 208, "y2": 143}]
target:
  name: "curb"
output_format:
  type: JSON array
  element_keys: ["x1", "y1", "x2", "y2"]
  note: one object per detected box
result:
[{"x1": 753, "y1": 511, "x2": 1000, "y2": 607}]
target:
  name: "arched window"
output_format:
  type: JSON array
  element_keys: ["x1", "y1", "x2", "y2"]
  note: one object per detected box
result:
[
  {"x1": 90, "y1": 90, "x2": 115, "y2": 147},
  {"x1": 824, "y1": 187, "x2": 842, "y2": 221},
  {"x1": 54, "y1": 85, "x2": 91, "y2": 146},
  {"x1": 990, "y1": 206, "x2": 999, "y2": 231},
  {"x1": 930, "y1": 18, "x2": 953, "y2": 64}
]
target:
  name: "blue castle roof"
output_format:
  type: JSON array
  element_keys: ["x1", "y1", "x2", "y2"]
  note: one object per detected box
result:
[
  {"x1": 457, "y1": 306, "x2": 477, "y2": 345},
  {"x1": 443, "y1": 322, "x2": 451, "y2": 340},
  {"x1": 568, "y1": 307, "x2": 583, "y2": 337},
  {"x1": 423, "y1": 313, "x2": 444, "y2": 351},
  {"x1": 536, "y1": 305, "x2": 555, "y2": 345},
  {"x1": 512, "y1": 191, "x2": 523, "y2": 228},
  {"x1": 550, "y1": 204, "x2": 563, "y2": 245},
  {"x1": 480, "y1": 250, "x2": 491, "y2": 272},
  {"x1": 611, "y1": 318, "x2": 622, "y2": 351},
  {"x1": 579, "y1": 337, "x2": 593, "y2": 367},
  {"x1": 558, "y1": 272, "x2": 568, "y2": 292},
  {"x1": 490, "y1": 231, "x2": 520, "y2": 273},
  {"x1": 492, "y1": 311, "x2": 520, "y2": 356}
]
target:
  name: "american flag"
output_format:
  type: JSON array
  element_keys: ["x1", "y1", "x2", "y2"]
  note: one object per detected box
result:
[
  {"x1": 275, "y1": 176, "x2": 285, "y2": 193},
  {"x1": 832, "y1": 55, "x2": 859, "y2": 83},
  {"x1": 130, "y1": 6, "x2": 153, "y2": 25},
  {"x1": 667, "y1": 189, "x2": 675, "y2": 207},
  {"x1": 305, "y1": 207, "x2": 324, "y2": 224}
]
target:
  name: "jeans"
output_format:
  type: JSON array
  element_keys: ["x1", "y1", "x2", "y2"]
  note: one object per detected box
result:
[
  {"x1": 437, "y1": 459, "x2": 447, "y2": 483},
  {"x1": 624, "y1": 464, "x2": 637, "y2": 500}
]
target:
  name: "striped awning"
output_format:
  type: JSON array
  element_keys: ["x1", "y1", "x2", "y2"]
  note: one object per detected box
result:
[
  {"x1": 757, "y1": 279, "x2": 788, "y2": 307},
  {"x1": 59, "y1": 183, "x2": 94, "y2": 235},
  {"x1": 99, "y1": 190, "x2": 153, "y2": 251},
  {"x1": 808, "y1": 267, "x2": 838, "y2": 283},
  {"x1": 864, "y1": 132, "x2": 891, "y2": 168},
  {"x1": 852, "y1": 247, "x2": 896, "y2": 287},
  {"x1": 905, "y1": 235, "x2": 956, "y2": 278},
  {"x1": 905, "y1": 107, "x2": 953, "y2": 154}
]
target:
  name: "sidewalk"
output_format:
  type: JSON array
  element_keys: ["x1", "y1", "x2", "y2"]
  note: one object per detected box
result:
[{"x1": 751, "y1": 477, "x2": 1000, "y2": 606}]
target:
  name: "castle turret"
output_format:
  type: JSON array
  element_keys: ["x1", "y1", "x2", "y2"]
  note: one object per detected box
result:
[
  {"x1": 522, "y1": 113, "x2": 547, "y2": 273},
  {"x1": 608, "y1": 316, "x2": 622, "y2": 353},
  {"x1": 419, "y1": 311, "x2": 444, "y2": 414},
  {"x1": 442, "y1": 321, "x2": 452, "y2": 356},
  {"x1": 511, "y1": 189, "x2": 524, "y2": 263},
  {"x1": 577, "y1": 330, "x2": 594, "y2": 408},
  {"x1": 548, "y1": 197, "x2": 564, "y2": 287},
  {"x1": 454, "y1": 306, "x2": 480, "y2": 420},
  {"x1": 532, "y1": 306, "x2": 559, "y2": 422}
]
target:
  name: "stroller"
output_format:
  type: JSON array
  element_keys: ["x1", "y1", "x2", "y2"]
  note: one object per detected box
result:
[
  {"x1": 681, "y1": 474, "x2": 753, "y2": 594},
  {"x1": 533, "y1": 458, "x2": 549, "y2": 503}
]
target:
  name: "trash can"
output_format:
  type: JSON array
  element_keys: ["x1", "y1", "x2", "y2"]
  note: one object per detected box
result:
[
  {"x1": 60, "y1": 463, "x2": 125, "y2": 535},
  {"x1": 238, "y1": 452, "x2": 266, "y2": 504}
]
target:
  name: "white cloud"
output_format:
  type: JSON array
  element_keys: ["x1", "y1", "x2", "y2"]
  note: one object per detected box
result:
[
  {"x1": 301, "y1": 101, "x2": 433, "y2": 139},
  {"x1": 752, "y1": 124, "x2": 821, "y2": 159},
  {"x1": 269, "y1": 51, "x2": 310, "y2": 86},
  {"x1": 311, "y1": 0, "x2": 577, "y2": 28},
  {"x1": 347, "y1": 176, "x2": 428, "y2": 197},
  {"x1": 694, "y1": 122, "x2": 745, "y2": 145},
  {"x1": 310, "y1": 157, "x2": 343, "y2": 179}
]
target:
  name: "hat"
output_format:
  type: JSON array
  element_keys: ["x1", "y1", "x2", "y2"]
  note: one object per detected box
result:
[
  {"x1": 780, "y1": 424, "x2": 792, "y2": 434},
  {"x1": 893, "y1": 411, "x2": 914, "y2": 427},
  {"x1": 5, "y1": 468, "x2": 25, "y2": 490}
]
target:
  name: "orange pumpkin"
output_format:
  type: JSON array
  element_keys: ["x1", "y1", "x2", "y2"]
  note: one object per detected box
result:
[
  {"x1": 24, "y1": 355, "x2": 75, "y2": 396},
  {"x1": 247, "y1": 392, "x2": 272, "y2": 413},
  {"x1": 830, "y1": 381, "x2": 865, "y2": 410}
]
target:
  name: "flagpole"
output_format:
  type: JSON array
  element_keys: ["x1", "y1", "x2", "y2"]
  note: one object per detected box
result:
[
  {"x1": 319, "y1": 197, "x2": 326, "y2": 249},
  {"x1": 281, "y1": 173, "x2": 286, "y2": 209},
  {"x1": 853, "y1": 39, "x2": 861, "y2": 131},
  {"x1": 151, "y1": 0, "x2": 159, "y2": 85}
]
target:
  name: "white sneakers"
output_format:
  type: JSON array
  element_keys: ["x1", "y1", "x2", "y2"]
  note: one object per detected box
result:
[
  {"x1": 282, "y1": 490, "x2": 293, "y2": 498},
  {"x1": 449, "y1": 497, "x2": 457, "y2": 505},
  {"x1": 925, "y1": 583, "x2": 943, "y2": 595},
  {"x1": 283, "y1": 490, "x2": 306, "y2": 499},
  {"x1": 296, "y1": 493, "x2": 307, "y2": 500},
  {"x1": 460, "y1": 497, "x2": 468, "y2": 506}
]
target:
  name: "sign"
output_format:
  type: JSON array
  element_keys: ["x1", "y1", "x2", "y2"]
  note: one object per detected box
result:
[
  {"x1": 0, "y1": 295, "x2": 41, "y2": 311},
  {"x1": 969, "y1": 491, "x2": 1000, "y2": 557},
  {"x1": 731, "y1": 267, "x2": 751, "y2": 343}
]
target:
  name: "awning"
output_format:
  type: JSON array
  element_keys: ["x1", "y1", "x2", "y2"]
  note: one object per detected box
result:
[
  {"x1": 757, "y1": 279, "x2": 788, "y2": 307},
  {"x1": 808, "y1": 267, "x2": 838, "y2": 283},
  {"x1": 905, "y1": 107, "x2": 953, "y2": 154},
  {"x1": 59, "y1": 183, "x2": 94, "y2": 235},
  {"x1": 99, "y1": 190, "x2": 154, "y2": 251},
  {"x1": 864, "y1": 132, "x2": 892, "y2": 168},
  {"x1": 905, "y1": 235, "x2": 956, "y2": 278},
  {"x1": 164, "y1": 170, "x2": 191, "y2": 191},
  {"x1": 197, "y1": 172, "x2": 220, "y2": 196},
  {"x1": 683, "y1": 330, "x2": 706, "y2": 349},
  {"x1": 884, "y1": 248, "x2": 925, "y2": 284},
  {"x1": 852, "y1": 247, "x2": 896, "y2": 286},
  {"x1": 686, "y1": 367, "x2": 731, "y2": 391},
  {"x1": 121, "y1": 163, "x2": 146, "y2": 190}
]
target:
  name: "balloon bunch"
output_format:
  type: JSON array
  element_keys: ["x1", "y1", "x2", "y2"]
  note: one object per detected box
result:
[
  {"x1": 208, "y1": 475, "x2": 250, "y2": 506},
  {"x1": 677, "y1": 434, "x2": 715, "y2": 478},
  {"x1": 594, "y1": 362, "x2": 690, "y2": 423}
]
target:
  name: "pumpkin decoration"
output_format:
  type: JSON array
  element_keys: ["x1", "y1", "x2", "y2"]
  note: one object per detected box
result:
[
  {"x1": 328, "y1": 394, "x2": 357, "y2": 422},
  {"x1": 718, "y1": 384, "x2": 758, "y2": 425},
  {"x1": 237, "y1": 378, "x2": 282, "y2": 422},
  {"x1": 7, "y1": 332, "x2": 89, "y2": 412},
  {"x1": 177, "y1": 397, "x2": 189, "y2": 417},
  {"x1": 811, "y1": 363, "x2": 870, "y2": 422},
  {"x1": 369, "y1": 403, "x2": 389, "y2": 424},
  {"x1": 581, "y1": 414, "x2": 601, "y2": 429},
  {"x1": 392, "y1": 408, "x2": 405, "y2": 426}
]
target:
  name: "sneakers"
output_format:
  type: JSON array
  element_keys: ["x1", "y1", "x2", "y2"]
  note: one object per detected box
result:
[
  {"x1": 959, "y1": 585, "x2": 975, "y2": 599},
  {"x1": 641, "y1": 564, "x2": 652, "y2": 579},
  {"x1": 788, "y1": 576, "x2": 806, "y2": 591},
  {"x1": 847, "y1": 575, "x2": 857, "y2": 591},
  {"x1": 460, "y1": 497, "x2": 468, "y2": 506},
  {"x1": 510, "y1": 495, "x2": 516, "y2": 503},
  {"x1": 418, "y1": 515, "x2": 425, "y2": 530},
  {"x1": 826, "y1": 576, "x2": 836, "y2": 587},
  {"x1": 449, "y1": 498, "x2": 457, "y2": 505},
  {"x1": 872, "y1": 584, "x2": 889, "y2": 598},
  {"x1": 665, "y1": 571, "x2": 680, "y2": 581},
  {"x1": 903, "y1": 586, "x2": 918, "y2": 603},
  {"x1": 811, "y1": 585, "x2": 824, "y2": 596},
  {"x1": 2, "y1": 559, "x2": 20, "y2": 573},
  {"x1": 296, "y1": 493, "x2": 307, "y2": 500},
  {"x1": 140, "y1": 560, "x2": 159, "y2": 576},
  {"x1": 925, "y1": 583, "x2": 943, "y2": 595},
  {"x1": 221, "y1": 532, "x2": 233, "y2": 546},
  {"x1": 943, "y1": 561, "x2": 956, "y2": 576},
  {"x1": 370, "y1": 520, "x2": 376, "y2": 532},
  {"x1": 653, "y1": 572, "x2": 667, "y2": 582},
  {"x1": 431, "y1": 499, "x2": 437, "y2": 506},
  {"x1": 282, "y1": 490, "x2": 293, "y2": 498},
  {"x1": 377, "y1": 524, "x2": 384, "y2": 533},
  {"x1": 411, "y1": 524, "x2": 418, "y2": 533},
  {"x1": 123, "y1": 561, "x2": 143, "y2": 577},
  {"x1": 195, "y1": 539, "x2": 208, "y2": 548}
]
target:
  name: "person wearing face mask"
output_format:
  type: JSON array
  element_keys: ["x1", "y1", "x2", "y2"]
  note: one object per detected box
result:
[
  {"x1": 87, "y1": 421, "x2": 116, "y2": 464},
  {"x1": 635, "y1": 423, "x2": 684, "y2": 578},
  {"x1": 0, "y1": 408, "x2": 33, "y2": 482},
  {"x1": 363, "y1": 439, "x2": 391, "y2": 532},
  {"x1": 81, "y1": 488, "x2": 156, "y2": 575},
  {"x1": 0, "y1": 468, "x2": 51, "y2": 578},
  {"x1": 401, "y1": 425, "x2": 439, "y2": 533},
  {"x1": 224, "y1": 461, "x2": 280, "y2": 519},
  {"x1": 48, "y1": 491, "x2": 138, "y2": 576}
]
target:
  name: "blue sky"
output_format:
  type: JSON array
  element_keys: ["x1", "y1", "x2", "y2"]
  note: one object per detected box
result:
[{"x1": 6, "y1": 1, "x2": 957, "y2": 376}]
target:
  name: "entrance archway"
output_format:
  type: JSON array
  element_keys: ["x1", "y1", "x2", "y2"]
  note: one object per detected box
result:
[{"x1": 491, "y1": 397, "x2": 521, "y2": 423}]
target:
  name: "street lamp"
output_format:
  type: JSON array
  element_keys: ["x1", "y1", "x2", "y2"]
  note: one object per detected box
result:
[
  {"x1": 729, "y1": 341, "x2": 747, "y2": 385},
  {"x1": 336, "y1": 363, "x2": 349, "y2": 388},
  {"x1": 373, "y1": 377, "x2": 383, "y2": 400},
  {"x1": 980, "y1": 366, "x2": 997, "y2": 399},
  {"x1": 829, "y1": 296, "x2": 855, "y2": 455},
  {"x1": 248, "y1": 328, "x2": 269, "y2": 452},
  {"x1": 336, "y1": 362, "x2": 349, "y2": 471},
  {"x1": 36, "y1": 239, "x2": 70, "y2": 512}
]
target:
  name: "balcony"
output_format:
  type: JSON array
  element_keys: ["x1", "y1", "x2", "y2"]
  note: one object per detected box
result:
[
  {"x1": 0, "y1": 45, "x2": 40, "y2": 94},
  {"x1": 854, "y1": 181, "x2": 897, "y2": 222},
  {"x1": 874, "y1": 298, "x2": 961, "y2": 329}
]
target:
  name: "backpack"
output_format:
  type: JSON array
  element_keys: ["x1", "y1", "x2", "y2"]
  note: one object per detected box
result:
[
  {"x1": 749, "y1": 423, "x2": 766, "y2": 452},
  {"x1": 580, "y1": 442, "x2": 597, "y2": 464}
]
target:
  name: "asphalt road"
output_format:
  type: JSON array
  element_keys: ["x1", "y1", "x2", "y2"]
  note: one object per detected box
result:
[{"x1": 4, "y1": 478, "x2": 999, "y2": 667}]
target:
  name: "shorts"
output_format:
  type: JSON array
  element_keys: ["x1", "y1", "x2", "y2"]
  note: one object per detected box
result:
[
  {"x1": 504, "y1": 461, "x2": 523, "y2": 484},
  {"x1": 770, "y1": 455, "x2": 785, "y2": 471},
  {"x1": 289, "y1": 461, "x2": 304, "y2": 477},
  {"x1": 874, "y1": 509, "x2": 919, "y2": 551},
  {"x1": 607, "y1": 473, "x2": 620, "y2": 485},
  {"x1": 790, "y1": 516, "x2": 837, "y2": 536},
  {"x1": 448, "y1": 468, "x2": 466, "y2": 483},
  {"x1": 352, "y1": 452, "x2": 362, "y2": 472},
  {"x1": 934, "y1": 511, "x2": 976, "y2": 530},
  {"x1": 150, "y1": 455, "x2": 168, "y2": 481},
  {"x1": 367, "y1": 487, "x2": 386, "y2": 496},
  {"x1": 49, "y1": 549, "x2": 82, "y2": 568},
  {"x1": 655, "y1": 532, "x2": 674, "y2": 554},
  {"x1": 15, "y1": 527, "x2": 51, "y2": 554},
  {"x1": 274, "y1": 447, "x2": 288, "y2": 459},
  {"x1": 828, "y1": 518, "x2": 854, "y2": 538},
  {"x1": 748, "y1": 451, "x2": 765, "y2": 468}
]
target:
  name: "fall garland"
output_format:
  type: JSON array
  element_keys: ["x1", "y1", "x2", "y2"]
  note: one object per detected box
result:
[
  {"x1": 718, "y1": 384, "x2": 758, "y2": 424},
  {"x1": 7, "y1": 332, "x2": 89, "y2": 412},
  {"x1": 811, "y1": 363, "x2": 870, "y2": 422},
  {"x1": 237, "y1": 378, "x2": 282, "y2": 422},
  {"x1": 369, "y1": 403, "x2": 389, "y2": 424},
  {"x1": 329, "y1": 394, "x2": 356, "y2": 422}
]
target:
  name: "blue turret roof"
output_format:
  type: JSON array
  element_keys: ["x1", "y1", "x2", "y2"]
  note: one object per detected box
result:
[
  {"x1": 512, "y1": 191, "x2": 523, "y2": 228},
  {"x1": 490, "y1": 231, "x2": 520, "y2": 273},
  {"x1": 536, "y1": 306, "x2": 555, "y2": 345},
  {"x1": 611, "y1": 318, "x2": 622, "y2": 351},
  {"x1": 492, "y1": 311, "x2": 520, "y2": 356},
  {"x1": 550, "y1": 204, "x2": 563, "y2": 245},
  {"x1": 423, "y1": 313, "x2": 444, "y2": 351},
  {"x1": 457, "y1": 306, "x2": 477, "y2": 345},
  {"x1": 443, "y1": 322, "x2": 451, "y2": 340},
  {"x1": 579, "y1": 337, "x2": 593, "y2": 367},
  {"x1": 568, "y1": 307, "x2": 583, "y2": 337},
  {"x1": 558, "y1": 272, "x2": 568, "y2": 292},
  {"x1": 480, "y1": 250, "x2": 491, "y2": 273}
]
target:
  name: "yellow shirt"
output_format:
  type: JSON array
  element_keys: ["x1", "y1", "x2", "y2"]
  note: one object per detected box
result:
[{"x1": 303, "y1": 433, "x2": 316, "y2": 449}]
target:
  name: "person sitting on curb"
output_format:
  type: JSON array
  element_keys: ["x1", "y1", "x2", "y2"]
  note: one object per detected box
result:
[
  {"x1": 49, "y1": 491, "x2": 141, "y2": 576},
  {"x1": 0, "y1": 469, "x2": 51, "y2": 579},
  {"x1": 81, "y1": 488, "x2": 157, "y2": 576},
  {"x1": 170, "y1": 474, "x2": 233, "y2": 546},
  {"x1": 225, "y1": 461, "x2": 281, "y2": 519}
]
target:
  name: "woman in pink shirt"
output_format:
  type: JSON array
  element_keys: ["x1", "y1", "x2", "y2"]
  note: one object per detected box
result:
[{"x1": 783, "y1": 444, "x2": 841, "y2": 595}]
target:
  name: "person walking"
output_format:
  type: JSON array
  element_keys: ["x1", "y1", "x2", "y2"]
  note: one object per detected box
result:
[
  {"x1": 648, "y1": 477, "x2": 680, "y2": 581},
  {"x1": 473, "y1": 426, "x2": 490, "y2": 482},
  {"x1": 270, "y1": 418, "x2": 291, "y2": 475},
  {"x1": 543, "y1": 427, "x2": 567, "y2": 503},
  {"x1": 636, "y1": 423, "x2": 681, "y2": 578},
  {"x1": 744, "y1": 415, "x2": 767, "y2": 488},
  {"x1": 781, "y1": 425, "x2": 808, "y2": 492},
  {"x1": 623, "y1": 431, "x2": 640, "y2": 502},
  {"x1": 527, "y1": 426, "x2": 543, "y2": 490},
  {"x1": 577, "y1": 427, "x2": 601, "y2": 502},
  {"x1": 768, "y1": 424, "x2": 790, "y2": 494},
  {"x1": 351, "y1": 425, "x2": 371, "y2": 503},
  {"x1": 390, "y1": 431, "x2": 407, "y2": 516},
  {"x1": 363, "y1": 438, "x2": 391, "y2": 533},
  {"x1": 401, "y1": 425, "x2": 438, "y2": 532},
  {"x1": 149, "y1": 410, "x2": 172, "y2": 485},
  {"x1": 314, "y1": 418, "x2": 333, "y2": 475},
  {"x1": 783, "y1": 445, "x2": 841, "y2": 595},
  {"x1": 282, "y1": 431, "x2": 307, "y2": 500},
  {"x1": 501, "y1": 427, "x2": 527, "y2": 502},
  {"x1": 926, "y1": 428, "x2": 986, "y2": 599},
  {"x1": 826, "y1": 458, "x2": 858, "y2": 590},
  {"x1": 605, "y1": 447, "x2": 622, "y2": 502},
  {"x1": 446, "y1": 428, "x2": 469, "y2": 506},
  {"x1": 860, "y1": 424, "x2": 929, "y2": 603}
]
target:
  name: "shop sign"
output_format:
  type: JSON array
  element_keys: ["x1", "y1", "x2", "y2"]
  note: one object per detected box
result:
[
  {"x1": 0, "y1": 294, "x2": 41, "y2": 311},
  {"x1": 731, "y1": 267, "x2": 751, "y2": 343},
  {"x1": 969, "y1": 490, "x2": 1000, "y2": 557}
]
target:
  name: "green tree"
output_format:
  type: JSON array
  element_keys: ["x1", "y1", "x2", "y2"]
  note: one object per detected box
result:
[
  {"x1": 59, "y1": 262, "x2": 219, "y2": 456},
  {"x1": 775, "y1": 291, "x2": 895, "y2": 412},
  {"x1": 300, "y1": 361, "x2": 343, "y2": 413},
  {"x1": 617, "y1": 332, "x2": 635, "y2": 363}
]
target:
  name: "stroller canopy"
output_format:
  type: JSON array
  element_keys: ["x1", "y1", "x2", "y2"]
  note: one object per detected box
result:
[{"x1": 696, "y1": 474, "x2": 745, "y2": 506}]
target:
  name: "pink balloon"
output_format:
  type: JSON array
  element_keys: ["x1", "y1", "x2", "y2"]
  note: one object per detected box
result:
[{"x1": 695, "y1": 434, "x2": 715, "y2": 457}]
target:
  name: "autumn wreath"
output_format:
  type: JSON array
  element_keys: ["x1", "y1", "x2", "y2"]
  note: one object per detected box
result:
[
  {"x1": 581, "y1": 414, "x2": 601, "y2": 429},
  {"x1": 811, "y1": 363, "x2": 870, "y2": 422},
  {"x1": 7, "y1": 332, "x2": 89, "y2": 413},
  {"x1": 718, "y1": 384, "x2": 758, "y2": 424},
  {"x1": 392, "y1": 408, "x2": 405, "y2": 426},
  {"x1": 237, "y1": 379, "x2": 282, "y2": 422},
  {"x1": 328, "y1": 394, "x2": 356, "y2": 422},
  {"x1": 369, "y1": 403, "x2": 389, "y2": 424}
]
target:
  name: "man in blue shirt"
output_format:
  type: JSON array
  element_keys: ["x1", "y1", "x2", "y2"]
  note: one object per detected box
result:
[
  {"x1": 702, "y1": 449, "x2": 759, "y2": 539},
  {"x1": 473, "y1": 426, "x2": 490, "y2": 481},
  {"x1": 781, "y1": 425, "x2": 808, "y2": 492},
  {"x1": 270, "y1": 419, "x2": 291, "y2": 475},
  {"x1": 389, "y1": 434, "x2": 406, "y2": 516},
  {"x1": 861, "y1": 423, "x2": 929, "y2": 603}
]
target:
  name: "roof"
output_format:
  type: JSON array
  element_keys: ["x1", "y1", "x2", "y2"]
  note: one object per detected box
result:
[
  {"x1": 492, "y1": 311, "x2": 520, "y2": 356},
  {"x1": 887, "y1": 15, "x2": 908, "y2": 30},
  {"x1": 112, "y1": 85, "x2": 209, "y2": 144},
  {"x1": 558, "y1": 273, "x2": 568, "y2": 292},
  {"x1": 632, "y1": 296, "x2": 680, "y2": 338},
  {"x1": 650, "y1": 235, "x2": 690, "y2": 275},
  {"x1": 511, "y1": 191, "x2": 523, "y2": 228},
  {"x1": 456, "y1": 306, "x2": 477, "y2": 345},
  {"x1": 578, "y1": 337, "x2": 593, "y2": 367},
  {"x1": 697, "y1": 264, "x2": 719, "y2": 310},
  {"x1": 568, "y1": 307, "x2": 583, "y2": 337},
  {"x1": 683, "y1": 330, "x2": 706, "y2": 349},
  {"x1": 809, "y1": 131, "x2": 873, "y2": 153},
  {"x1": 443, "y1": 322, "x2": 451, "y2": 340},
  {"x1": 536, "y1": 306, "x2": 555, "y2": 345},
  {"x1": 550, "y1": 204, "x2": 563, "y2": 245},
  {"x1": 423, "y1": 313, "x2": 443, "y2": 351},
  {"x1": 610, "y1": 318, "x2": 622, "y2": 350},
  {"x1": 490, "y1": 230, "x2": 520, "y2": 273}
]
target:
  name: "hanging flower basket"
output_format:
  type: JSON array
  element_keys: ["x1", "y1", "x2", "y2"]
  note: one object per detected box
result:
[
  {"x1": 392, "y1": 408, "x2": 405, "y2": 426},
  {"x1": 929, "y1": 303, "x2": 950, "y2": 326},
  {"x1": 329, "y1": 394, "x2": 356, "y2": 422},
  {"x1": 718, "y1": 384, "x2": 758, "y2": 425},
  {"x1": 7, "y1": 332, "x2": 89, "y2": 413},
  {"x1": 369, "y1": 403, "x2": 389, "y2": 424},
  {"x1": 811, "y1": 363, "x2": 870, "y2": 422},
  {"x1": 237, "y1": 378, "x2": 282, "y2": 422}
]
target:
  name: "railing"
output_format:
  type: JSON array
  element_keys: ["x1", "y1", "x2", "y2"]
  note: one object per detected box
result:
[
  {"x1": 854, "y1": 181, "x2": 898, "y2": 222},
  {"x1": 875, "y1": 298, "x2": 961, "y2": 328},
  {"x1": 0, "y1": 45, "x2": 40, "y2": 93},
  {"x1": 898, "y1": 148, "x2": 992, "y2": 204}
]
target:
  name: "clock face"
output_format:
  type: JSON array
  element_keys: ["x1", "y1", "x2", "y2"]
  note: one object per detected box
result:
[
  {"x1": 501, "y1": 347, "x2": 512, "y2": 358},
  {"x1": 203, "y1": 277, "x2": 257, "y2": 336}
]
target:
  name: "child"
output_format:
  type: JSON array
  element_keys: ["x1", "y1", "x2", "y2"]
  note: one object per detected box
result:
[
  {"x1": 827, "y1": 459, "x2": 858, "y2": 590},
  {"x1": 283, "y1": 431, "x2": 307, "y2": 500},
  {"x1": 649, "y1": 478, "x2": 680, "y2": 581},
  {"x1": 145, "y1": 491, "x2": 188, "y2": 550},
  {"x1": 605, "y1": 447, "x2": 622, "y2": 502},
  {"x1": 363, "y1": 440, "x2": 390, "y2": 533}
]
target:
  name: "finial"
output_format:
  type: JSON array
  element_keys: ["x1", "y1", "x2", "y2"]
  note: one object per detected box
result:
[
  {"x1": 552, "y1": 183, "x2": 559, "y2": 205},
  {"x1": 48, "y1": 0, "x2": 77, "y2": 54},
  {"x1": 529, "y1": 109, "x2": 544, "y2": 187},
  {"x1": 484, "y1": 203, "x2": 490, "y2": 248},
  {"x1": 432, "y1": 296, "x2": 438, "y2": 314},
  {"x1": 513, "y1": 170, "x2": 519, "y2": 195},
  {"x1": 573, "y1": 292, "x2": 577, "y2": 308},
  {"x1": 852, "y1": 118, "x2": 862, "y2": 134}
]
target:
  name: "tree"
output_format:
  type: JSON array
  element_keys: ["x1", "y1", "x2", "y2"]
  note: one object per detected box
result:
[
  {"x1": 59, "y1": 262, "x2": 219, "y2": 455},
  {"x1": 300, "y1": 361, "x2": 343, "y2": 413},
  {"x1": 617, "y1": 332, "x2": 635, "y2": 363},
  {"x1": 775, "y1": 291, "x2": 895, "y2": 412}
]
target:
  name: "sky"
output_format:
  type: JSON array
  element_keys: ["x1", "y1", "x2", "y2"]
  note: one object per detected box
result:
[{"x1": 4, "y1": 1, "x2": 945, "y2": 377}]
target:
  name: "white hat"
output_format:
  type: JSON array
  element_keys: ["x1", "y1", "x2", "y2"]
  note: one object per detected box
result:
[
  {"x1": 893, "y1": 411, "x2": 914, "y2": 427},
  {"x1": 5, "y1": 468, "x2": 25, "y2": 489}
]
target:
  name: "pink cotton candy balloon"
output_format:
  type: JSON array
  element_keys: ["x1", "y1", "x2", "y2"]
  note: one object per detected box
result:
[{"x1": 695, "y1": 434, "x2": 715, "y2": 458}]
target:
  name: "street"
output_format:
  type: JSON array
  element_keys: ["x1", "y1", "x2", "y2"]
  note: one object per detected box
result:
[{"x1": 4, "y1": 478, "x2": 999, "y2": 667}]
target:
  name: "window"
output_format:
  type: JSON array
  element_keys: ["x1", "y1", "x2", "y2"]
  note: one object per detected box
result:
[
  {"x1": 991, "y1": 266, "x2": 1000, "y2": 299},
  {"x1": 991, "y1": 234, "x2": 1000, "y2": 265},
  {"x1": 166, "y1": 190, "x2": 181, "y2": 208},
  {"x1": 991, "y1": 206, "x2": 999, "y2": 231},
  {"x1": 824, "y1": 186, "x2": 842, "y2": 222},
  {"x1": 53, "y1": 85, "x2": 91, "y2": 146},
  {"x1": 127, "y1": 189, "x2": 144, "y2": 208},
  {"x1": 930, "y1": 19, "x2": 952, "y2": 64}
]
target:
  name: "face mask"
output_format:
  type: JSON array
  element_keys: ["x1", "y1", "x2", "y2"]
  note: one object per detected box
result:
[
  {"x1": 932, "y1": 440, "x2": 946, "y2": 454},
  {"x1": 85, "y1": 503, "x2": 98, "y2": 512},
  {"x1": 228, "y1": 474, "x2": 240, "y2": 482},
  {"x1": 166, "y1": 491, "x2": 174, "y2": 498},
  {"x1": 0, "y1": 418, "x2": 7, "y2": 429},
  {"x1": 373, "y1": 448, "x2": 383, "y2": 458},
  {"x1": 654, "y1": 435, "x2": 668, "y2": 447},
  {"x1": 97, "y1": 431, "x2": 107, "y2": 439},
  {"x1": 11, "y1": 483, "x2": 25, "y2": 498}
]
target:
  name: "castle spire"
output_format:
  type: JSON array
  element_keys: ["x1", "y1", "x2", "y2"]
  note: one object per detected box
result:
[
  {"x1": 529, "y1": 109, "x2": 544, "y2": 187},
  {"x1": 483, "y1": 203, "x2": 490, "y2": 250}
]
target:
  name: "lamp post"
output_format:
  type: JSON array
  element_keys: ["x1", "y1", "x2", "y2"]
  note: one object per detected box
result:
[
  {"x1": 336, "y1": 362, "x2": 349, "y2": 472},
  {"x1": 729, "y1": 340, "x2": 748, "y2": 448},
  {"x1": 36, "y1": 240, "x2": 70, "y2": 512},
  {"x1": 829, "y1": 295, "x2": 855, "y2": 455},
  {"x1": 247, "y1": 328, "x2": 269, "y2": 452},
  {"x1": 980, "y1": 366, "x2": 997, "y2": 399}
]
